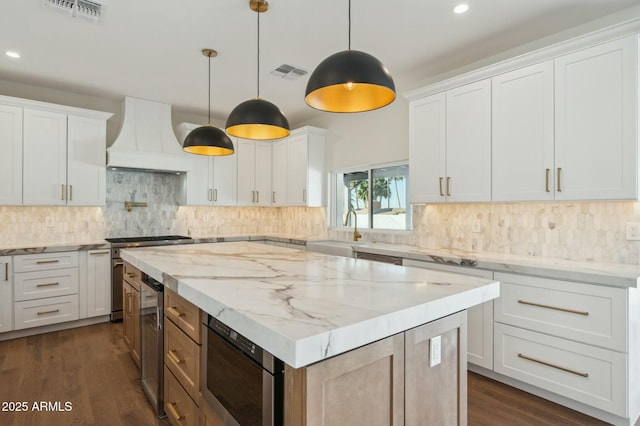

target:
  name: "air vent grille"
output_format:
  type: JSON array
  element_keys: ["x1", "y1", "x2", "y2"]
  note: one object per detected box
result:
[
  {"x1": 271, "y1": 64, "x2": 308, "y2": 80},
  {"x1": 44, "y1": 0, "x2": 103, "y2": 21}
]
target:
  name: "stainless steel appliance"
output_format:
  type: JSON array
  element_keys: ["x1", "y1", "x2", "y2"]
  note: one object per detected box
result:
[
  {"x1": 202, "y1": 315, "x2": 284, "y2": 426},
  {"x1": 106, "y1": 235, "x2": 192, "y2": 321},
  {"x1": 140, "y1": 273, "x2": 165, "y2": 417}
]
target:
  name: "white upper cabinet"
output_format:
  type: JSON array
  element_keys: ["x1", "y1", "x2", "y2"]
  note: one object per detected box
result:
[
  {"x1": 237, "y1": 139, "x2": 272, "y2": 206},
  {"x1": 271, "y1": 139, "x2": 288, "y2": 206},
  {"x1": 492, "y1": 61, "x2": 555, "y2": 202},
  {"x1": 0, "y1": 256, "x2": 12, "y2": 333},
  {"x1": 1, "y1": 95, "x2": 112, "y2": 207},
  {"x1": 211, "y1": 154, "x2": 238, "y2": 206},
  {"x1": 409, "y1": 80, "x2": 491, "y2": 203},
  {"x1": 554, "y1": 36, "x2": 637, "y2": 200},
  {"x1": 286, "y1": 127, "x2": 326, "y2": 207},
  {"x1": 0, "y1": 105, "x2": 23, "y2": 205}
]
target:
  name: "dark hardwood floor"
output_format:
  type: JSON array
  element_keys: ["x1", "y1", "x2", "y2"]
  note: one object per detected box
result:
[{"x1": 0, "y1": 322, "x2": 610, "y2": 426}]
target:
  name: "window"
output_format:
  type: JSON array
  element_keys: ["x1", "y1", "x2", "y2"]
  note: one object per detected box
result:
[{"x1": 335, "y1": 163, "x2": 410, "y2": 230}]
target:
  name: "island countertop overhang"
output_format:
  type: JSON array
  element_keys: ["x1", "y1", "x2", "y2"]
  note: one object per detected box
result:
[{"x1": 120, "y1": 241, "x2": 500, "y2": 368}]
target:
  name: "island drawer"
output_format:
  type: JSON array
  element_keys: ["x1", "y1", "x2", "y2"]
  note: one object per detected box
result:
[
  {"x1": 14, "y1": 294, "x2": 79, "y2": 330},
  {"x1": 165, "y1": 289, "x2": 201, "y2": 343},
  {"x1": 165, "y1": 366, "x2": 199, "y2": 426},
  {"x1": 165, "y1": 317, "x2": 200, "y2": 403},
  {"x1": 494, "y1": 272, "x2": 626, "y2": 351},
  {"x1": 13, "y1": 251, "x2": 78, "y2": 273},
  {"x1": 494, "y1": 323, "x2": 626, "y2": 417},
  {"x1": 14, "y1": 268, "x2": 79, "y2": 301},
  {"x1": 123, "y1": 262, "x2": 141, "y2": 291}
]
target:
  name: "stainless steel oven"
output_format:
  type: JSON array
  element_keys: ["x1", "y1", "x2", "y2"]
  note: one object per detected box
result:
[
  {"x1": 202, "y1": 315, "x2": 284, "y2": 426},
  {"x1": 106, "y1": 235, "x2": 193, "y2": 321}
]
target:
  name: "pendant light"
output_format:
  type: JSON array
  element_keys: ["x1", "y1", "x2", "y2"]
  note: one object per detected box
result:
[
  {"x1": 225, "y1": 0, "x2": 290, "y2": 140},
  {"x1": 183, "y1": 49, "x2": 235, "y2": 156},
  {"x1": 305, "y1": 0, "x2": 396, "y2": 113}
]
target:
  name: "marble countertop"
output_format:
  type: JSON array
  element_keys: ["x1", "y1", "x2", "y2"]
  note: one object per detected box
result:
[
  {"x1": 347, "y1": 242, "x2": 640, "y2": 288},
  {"x1": 120, "y1": 241, "x2": 499, "y2": 368},
  {"x1": 0, "y1": 240, "x2": 110, "y2": 255}
]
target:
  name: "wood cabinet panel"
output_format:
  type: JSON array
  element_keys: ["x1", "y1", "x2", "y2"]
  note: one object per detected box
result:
[
  {"x1": 165, "y1": 289, "x2": 201, "y2": 344},
  {"x1": 165, "y1": 366, "x2": 199, "y2": 426},
  {"x1": 165, "y1": 318, "x2": 200, "y2": 402}
]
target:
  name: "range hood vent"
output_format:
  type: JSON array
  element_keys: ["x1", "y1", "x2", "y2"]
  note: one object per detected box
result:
[{"x1": 107, "y1": 97, "x2": 192, "y2": 173}]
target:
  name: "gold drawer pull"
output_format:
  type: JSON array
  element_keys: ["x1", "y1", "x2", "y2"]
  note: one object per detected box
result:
[
  {"x1": 446, "y1": 176, "x2": 451, "y2": 196},
  {"x1": 557, "y1": 167, "x2": 562, "y2": 192},
  {"x1": 167, "y1": 402, "x2": 184, "y2": 421},
  {"x1": 439, "y1": 177, "x2": 444, "y2": 196},
  {"x1": 36, "y1": 282, "x2": 59, "y2": 287},
  {"x1": 90, "y1": 251, "x2": 109, "y2": 255},
  {"x1": 518, "y1": 353, "x2": 589, "y2": 378},
  {"x1": 545, "y1": 168, "x2": 550, "y2": 192},
  {"x1": 167, "y1": 306, "x2": 185, "y2": 318},
  {"x1": 37, "y1": 309, "x2": 60, "y2": 315},
  {"x1": 4, "y1": 263, "x2": 8, "y2": 281},
  {"x1": 167, "y1": 350, "x2": 184, "y2": 364},
  {"x1": 517, "y1": 299, "x2": 589, "y2": 316},
  {"x1": 36, "y1": 259, "x2": 59, "y2": 264},
  {"x1": 126, "y1": 272, "x2": 136, "y2": 278}
]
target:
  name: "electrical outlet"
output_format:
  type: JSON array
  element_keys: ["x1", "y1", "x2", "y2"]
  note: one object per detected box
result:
[
  {"x1": 626, "y1": 222, "x2": 640, "y2": 241},
  {"x1": 472, "y1": 220, "x2": 481, "y2": 233},
  {"x1": 45, "y1": 216, "x2": 54, "y2": 227},
  {"x1": 430, "y1": 335, "x2": 442, "y2": 367}
]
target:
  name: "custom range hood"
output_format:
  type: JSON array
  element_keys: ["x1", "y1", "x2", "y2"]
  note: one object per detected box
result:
[{"x1": 107, "y1": 97, "x2": 192, "y2": 172}]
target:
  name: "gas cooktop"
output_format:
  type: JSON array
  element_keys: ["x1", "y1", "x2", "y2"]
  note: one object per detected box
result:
[{"x1": 105, "y1": 235, "x2": 193, "y2": 247}]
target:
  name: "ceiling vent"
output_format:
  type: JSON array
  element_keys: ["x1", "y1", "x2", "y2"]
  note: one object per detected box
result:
[
  {"x1": 44, "y1": 0, "x2": 104, "y2": 21},
  {"x1": 271, "y1": 64, "x2": 308, "y2": 80}
]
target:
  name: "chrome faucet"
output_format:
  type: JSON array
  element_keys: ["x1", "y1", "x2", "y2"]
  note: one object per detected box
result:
[{"x1": 344, "y1": 208, "x2": 362, "y2": 242}]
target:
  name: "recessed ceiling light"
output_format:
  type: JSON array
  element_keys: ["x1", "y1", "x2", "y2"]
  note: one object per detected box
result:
[
  {"x1": 453, "y1": 3, "x2": 469, "y2": 14},
  {"x1": 5, "y1": 50, "x2": 21, "y2": 59}
]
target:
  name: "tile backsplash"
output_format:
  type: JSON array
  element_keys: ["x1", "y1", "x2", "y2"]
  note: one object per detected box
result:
[{"x1": 2, "y1": 169, "x2": 639, "y2": 265}]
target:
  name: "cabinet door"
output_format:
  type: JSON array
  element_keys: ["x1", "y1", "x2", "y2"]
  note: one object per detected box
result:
[
  {"x1": 271, "y1": 139, "x2": 288, "y2": 206},
  {"x1": 185, "y1": 155, "x2": 213, "y2": 205},
  {"x1": 409, "y1": 93, "x2": 446, "y2": 203},
  {"x1": 67, "y1": 115, "x2": 107, "y2": 206},
  {"x1": 492, "y1": 62, "x2": 554, "y2": 201},
  {"x1": 555, "y1": 36, "x2": 637, "y2": 200},
  {"x1": 0, "y1": 105, "x2": 22, "y2": 205},
  {"x1": 254, "y1": 141, "x2": 272, "y2": 206},
  {"x1": 23, "y1": 109, "x2": 68, "y2": 205},
  {"x1": 0, "y1": 256, "x2": 12, "y2": 333},
  {"x1": 212, "y1": 154, "x2": 237, "y2": 206},
  {"x1": 445, "y1": 80, "x2": 492, "y2": 202},
  {"x1": 86, "y1": 249, "x2": 111, "y2": 318},
  {"x1": 287, "y1": 134, "x2": 309, "y2": 206},
  {"x1": 236, "y1": 139, "x2": 256, "y2": 206}
]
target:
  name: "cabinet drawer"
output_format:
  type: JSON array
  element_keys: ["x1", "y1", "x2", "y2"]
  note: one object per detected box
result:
[
  {"x1": 123, "y1": 262, "x2": 141, "y2": 291},
  {"x1": 14, "y1": 294, "x2": 79, "y2": 330},
  {"x1": 494, "y1": 272, "x2": 626, "y2": 351},
  {"x1": 14, "y1": 252, "x2": 78, "y2": 273},
  {"x1": 165, "y1": 317, "x2": 200, "y2": 403},
  {"x1": 494, "y1": 323, "x2": 626, "y2": 417},
  {"x1": 14, "y1": 268, "x2": 79, "y2": 301},
  {"x1": 165, "y1": 289, "x2": 201, "y2": 343},
  {"x1": 165, "y1": 366, "x2": 199, "y2": 426}
]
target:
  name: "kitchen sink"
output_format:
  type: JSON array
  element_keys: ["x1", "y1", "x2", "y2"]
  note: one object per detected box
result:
[{"x1": 306, "y1": 240, "x2": 364, "y2": 258}]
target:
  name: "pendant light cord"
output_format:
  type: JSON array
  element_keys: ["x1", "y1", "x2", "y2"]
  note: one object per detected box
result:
[
  {"x1": 207, "y1": 53, "x2": 211, "y2": 124},
  {"x1": 348, "y1": 0, "x2": 351, "y2": 50},
  {"x1": 256, "y1": 8, "x2": 261, "y2": 99}
]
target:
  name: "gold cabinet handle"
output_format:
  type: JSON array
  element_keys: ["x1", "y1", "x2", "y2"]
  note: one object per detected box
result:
[
  {"x1": 272, "y1": 191, "x2": 276, "y2": 203},
  {"x1": 518, "y1": 353, "x2": 588, "y2": 377},
  {"x1": 517, "y1": 299, "x2": 588, "y2": 316},
  {"x1": 90, "y1": 251, "x2": 109, "y2": 255},
  {"x1": 208, "y1": 188, "x2": 213, "y2": 201},
  {"x1": 61, "y1": 184, "x2": 65, "y2": 201},
  {"x1": 36, "y1": 259, "x2": 59, "y2": 264},
  {"x1": 4, "y1": 263, "x2": 8, "y2": 281},
  {"x1": 214, "y1": 188, "x2": 218, "y2": 202},
  {"x1": 256, "y1": 190, "x2": 259, "y2": 203},
  {"x1": 252, "y1": 190, "x2": 256, "y2": 203},
  {"x1": 439, "y1": 177, "x2": 444, "y2": 196},
  {"x1": 167, "y1": 306, "x2": 185, "y2": 318},
  {"x1": 69, "y1": 184, "x2": 73, "y2": 201},
  {"x1": 167, "y1": 402, "x2": 184, "y2": 421},
  {"x1": 36, "y1": 282, "x2": 59, "y2": 288},
  {"x1": 303, "y1": 189, "x2": 307, "y2": 203},
  {"x1": 37, "y1": 309, "x2": 60, "y2": 315},
  {"x1": 167, "y1": 349, "x2": 184, "y2": 364},
  {"x1": 545, "y1": 169, "x2": 550, "y2": 192},
  {"x1": 557, "y1": 167, "x2": 562, "y2": 192},
  {"x1": 446, "y1": 177, "x2": 451, "y2": 196}
]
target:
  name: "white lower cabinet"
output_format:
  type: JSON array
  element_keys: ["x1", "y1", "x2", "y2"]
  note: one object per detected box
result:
[
  {"x1": 494, "y1": 323, "x2": 626, "y2": 417},
  {"x1": 402, "y1": 259, "x2": 494, "y2": 370},
  {"x1": 86, "y1": 249, "x2": 111, "y2": 318},
  {"x1": 0, "y1": 256, "x2": 13, "y2": 333},
  {"x1": 13, "y1": 252, "x2": 80, "y2": 330}
]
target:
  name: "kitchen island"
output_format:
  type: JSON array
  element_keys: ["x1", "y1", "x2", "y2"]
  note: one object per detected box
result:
[{"x1": 121, "y1": 241, "x2": 500, "y2": 425}]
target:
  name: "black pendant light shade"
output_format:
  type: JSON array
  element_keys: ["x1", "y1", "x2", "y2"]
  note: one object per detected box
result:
[
  {"x1": 183, "y1": 125, "x2": 234, "y2": 156},
  {"x1": 183, "y1": 48, "x2": 235, "y2": 156},
  {"x1": 226, "y1": 98, "x2": 290, "y2": 140},
  {"x1": 305, "y1": 49, "x2": 396, "y2": 113},
  {"x1": 225, "y1": 0, "x2": 290, "y2": 140}
]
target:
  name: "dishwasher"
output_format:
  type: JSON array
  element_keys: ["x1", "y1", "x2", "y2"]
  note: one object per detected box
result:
[{"x1": 140, "y1": 273, "x2": 165, "y2": 418}]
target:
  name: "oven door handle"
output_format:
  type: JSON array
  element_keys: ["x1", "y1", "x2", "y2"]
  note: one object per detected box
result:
[{"x1": 113, "y1": 260, "x2": 124, "y2": 267}]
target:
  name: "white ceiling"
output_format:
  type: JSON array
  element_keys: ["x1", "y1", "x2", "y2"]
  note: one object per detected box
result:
[{"x1": 1, "y1": 0, "x2": 639, "y2": 126}]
